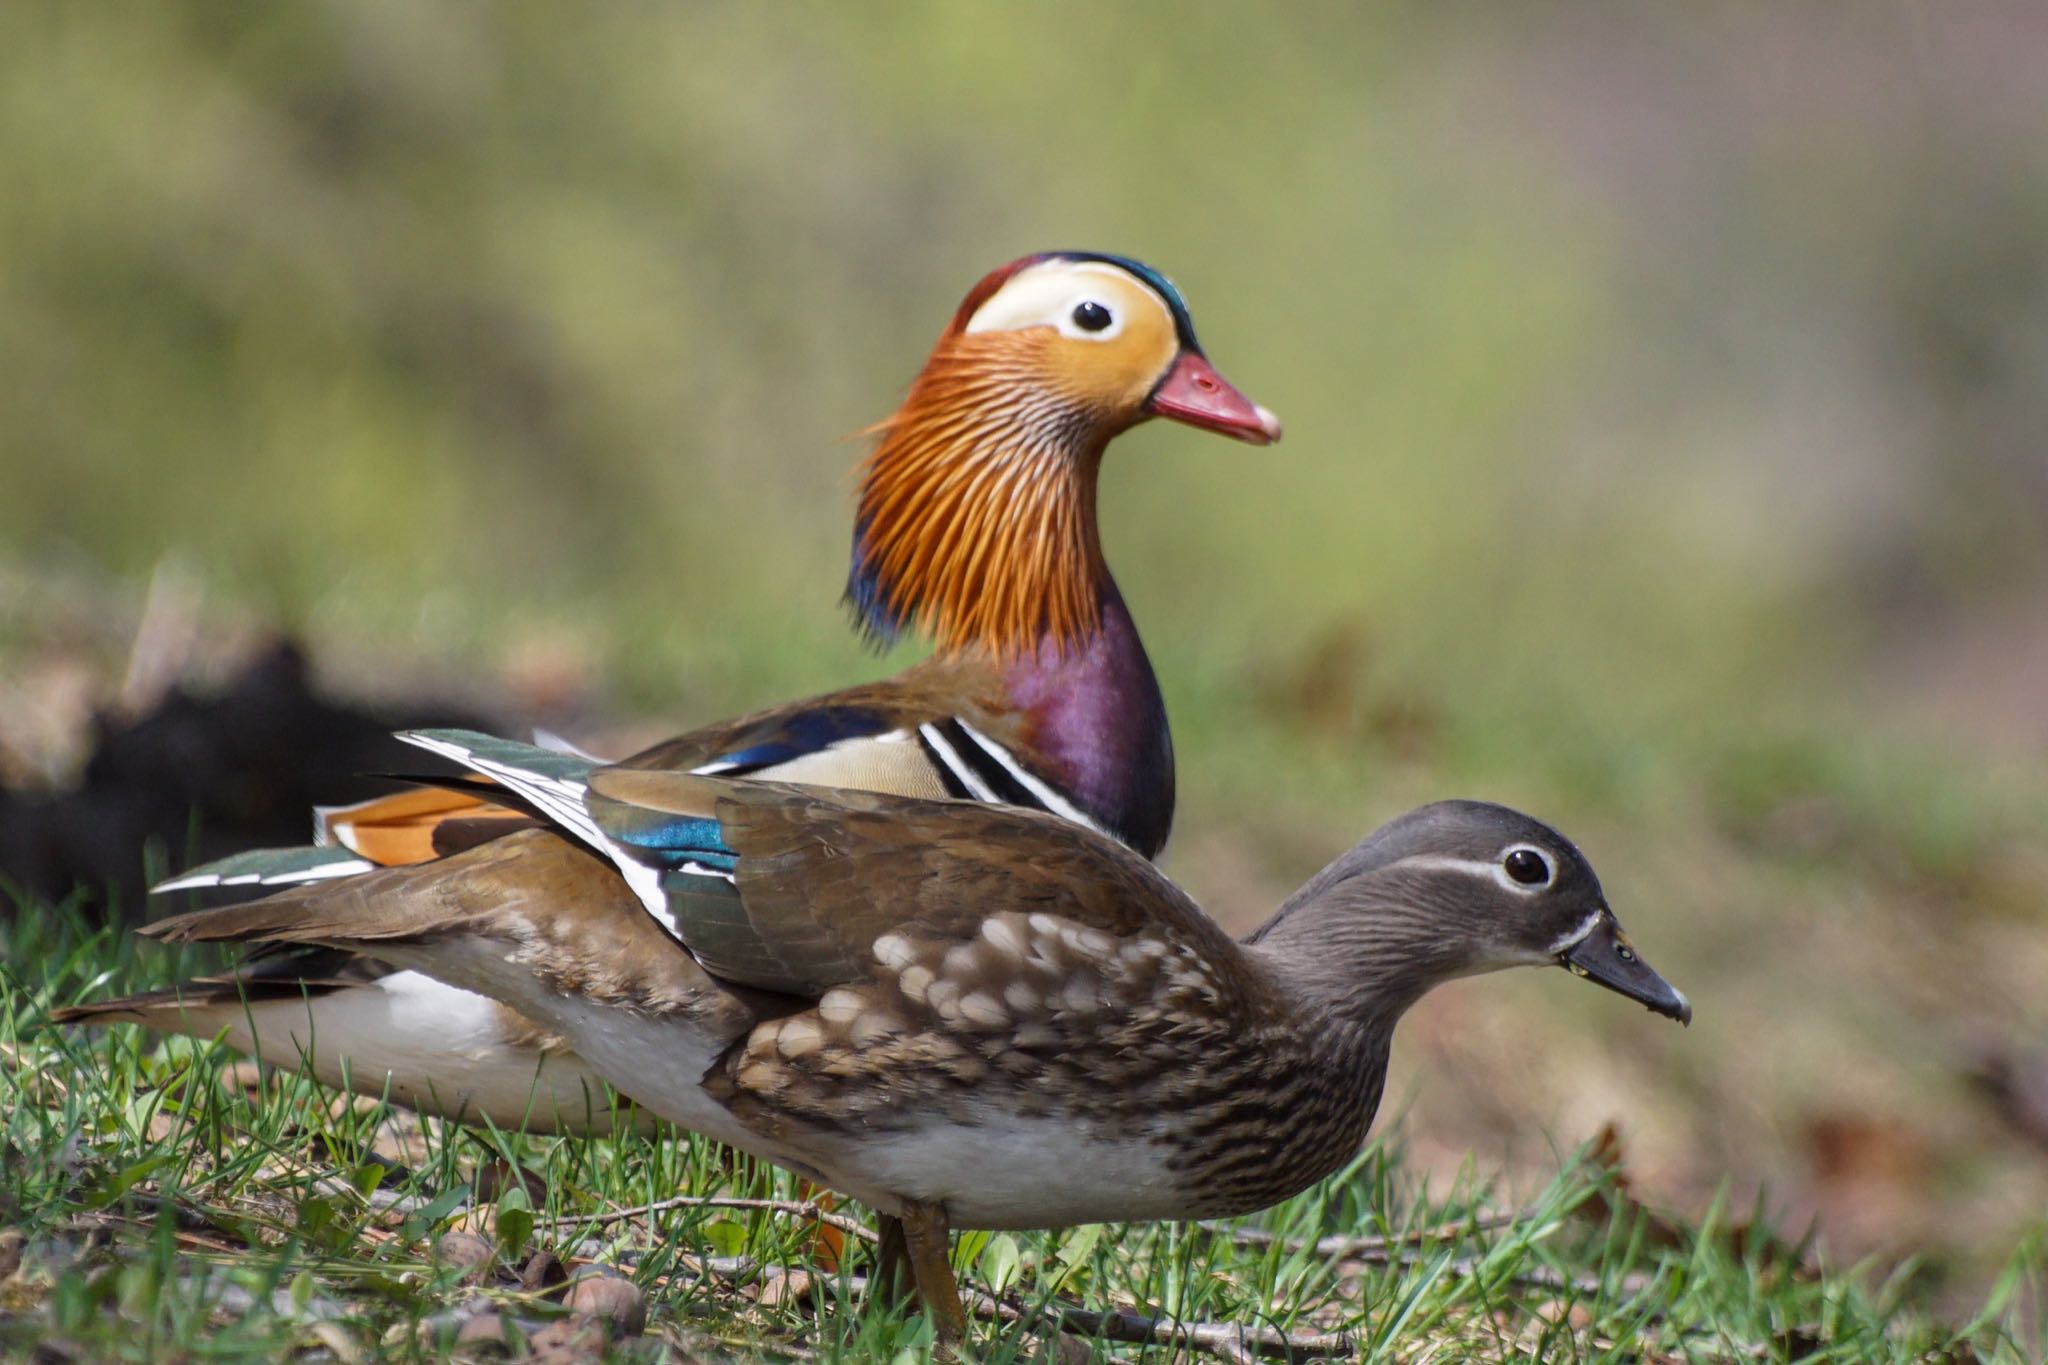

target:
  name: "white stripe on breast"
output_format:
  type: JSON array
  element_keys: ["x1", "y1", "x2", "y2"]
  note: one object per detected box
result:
[
  {"x1": 916, "y1": 723, "x2": 1001, "y2": 802},
  {"x1": 953, "y1": 720, "x2": 1116, "y2": 841}
]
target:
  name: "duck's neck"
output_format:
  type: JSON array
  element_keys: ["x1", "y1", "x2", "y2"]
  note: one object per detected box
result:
[
  {"x1": 847, "y1": 350, "x2": 1174, "y2": 857},
  {"x1": 847, "y1": 340, "x2": 1113, "y2": 659},
  {"x1": 1159, "y1": 910, "x2": 1453, "y2": 1216},
  {"x1": 1163, "y1": 1002, "x2": 1390, "y2": 1218},
  {"x1": 1245, "y1": 882, "x2": 1483, "y2": 1034},
  {"x1": 994, "y1": 587, "x2": 1174, "y2": 859}
]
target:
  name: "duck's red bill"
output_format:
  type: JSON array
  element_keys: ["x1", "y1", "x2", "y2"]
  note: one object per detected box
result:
[{"x1": 1145, "y1": 352, "x2": 1282, "y2": 445}]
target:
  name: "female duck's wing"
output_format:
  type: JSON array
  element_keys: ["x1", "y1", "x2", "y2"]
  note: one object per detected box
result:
[{"x1": 580, "y1": 767, "x2": 1224, "y2": 1001}]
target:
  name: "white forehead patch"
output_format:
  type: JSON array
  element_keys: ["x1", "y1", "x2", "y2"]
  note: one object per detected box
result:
[{"x1": 964, "y1": 260, "x2": 1155, "y2": 342}]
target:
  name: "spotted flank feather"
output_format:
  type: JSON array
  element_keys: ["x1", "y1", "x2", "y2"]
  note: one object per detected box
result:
[{"x1": 155, "y1": 845, "x2": 376, "y2": 893}]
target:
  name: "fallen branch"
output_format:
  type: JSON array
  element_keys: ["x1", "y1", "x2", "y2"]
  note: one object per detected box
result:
[
  {"x1": 1208, "y1": 1211, "x2": 1650, "y2": 1302},
  {"x1": 1211, "y1": 1208, "x2": 1523, "y2": 1260},
  {"x1": 549, "y1": 1194, "x2": 879, "y2": 1244},
  {"x1": 954, "y1": 1284, "x2": 1348, "y2": 1365},
  {"x1": 1042, "y1": 1305, "x2": 1354, "y2": 1363},
  {"x1": 1438, "y1": 1250, "x2": 1650, "y2": 1301}
]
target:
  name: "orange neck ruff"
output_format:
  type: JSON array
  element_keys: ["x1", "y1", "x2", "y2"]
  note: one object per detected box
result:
[{"x1": 848, "y1": 333, "x2": 1120, "y2": 659}]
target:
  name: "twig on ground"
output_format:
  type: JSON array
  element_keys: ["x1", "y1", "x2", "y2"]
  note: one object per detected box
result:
[
  {"x1": 1048, "y1": 1305, "x2": 1353, "y2": 1364},
  {"x1": 549, "y1": 1194, "x2": 880, "y2": 1244},
  {"x1": 117, "y1": 1192, "x2": 247, "y2": 1239},
  {"x1": 1210, "y1": 1210, "x2": 1651, "y2": 1301},
  {"x1": 958, "y1": 1285, "x2": 1351, "y2": 1364},
  {"x1": 1347, "y1": 1244, "x2": 1651, "y2": 1302},
  {"x1": 1211, "y1": 1208, "x2": 1524, "y2": 1260}
]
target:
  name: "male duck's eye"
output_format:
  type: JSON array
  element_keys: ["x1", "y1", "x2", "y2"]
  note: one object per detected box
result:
[
  {"x1": 1071, "y1": 300, "x2": 1113, "y2": 332},
  {"x1": 1504, "y1": 848, "x2": 1551, "y2": 886}
]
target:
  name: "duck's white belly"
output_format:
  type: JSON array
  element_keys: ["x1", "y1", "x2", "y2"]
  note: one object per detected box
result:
[
  {"x1": 366, "y1": 943, "x2": 776, "y2": 1153},
  {"x1": 213, "y1": 971, "x2": 644, "y2": 1136},
  {"x1": 818, "y1": 1105, "x2": 1188, "y2": 1230},
  {"x1": 527, "y1": 998, "x2": 1187, "y2": 1225}
]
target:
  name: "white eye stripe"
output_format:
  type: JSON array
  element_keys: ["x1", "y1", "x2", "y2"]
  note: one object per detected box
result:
[{"x1": 1388, "y1": 847, "x2": 1554, "y2": 896}]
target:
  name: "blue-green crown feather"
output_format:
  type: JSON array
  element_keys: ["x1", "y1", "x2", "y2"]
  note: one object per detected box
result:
[{"x1": 1047, "y1": 250, "x2": 1205, "y2": 356}]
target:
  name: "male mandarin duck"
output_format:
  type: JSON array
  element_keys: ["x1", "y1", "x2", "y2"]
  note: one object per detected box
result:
[
  {"x1": 56, "y1": 251, "x2": 1281, "y2": 1136},
  {"x1": 129, "y1": 732, "x2": 1690, "y2": 1341}
]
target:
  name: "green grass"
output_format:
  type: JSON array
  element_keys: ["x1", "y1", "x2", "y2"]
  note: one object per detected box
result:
[{"x1": 2, "y1": 897, "x2": 2033, "y2": 1363}]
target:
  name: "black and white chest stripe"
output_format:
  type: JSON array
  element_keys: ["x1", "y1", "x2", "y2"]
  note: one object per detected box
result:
[{"x1": 912, "y1": 719, "x2": 1115, "y2": 843}]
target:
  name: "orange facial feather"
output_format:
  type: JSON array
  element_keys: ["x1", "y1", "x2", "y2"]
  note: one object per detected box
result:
[{"x1": 851, "y1": 330, "x2": 1119, "y2": 659}]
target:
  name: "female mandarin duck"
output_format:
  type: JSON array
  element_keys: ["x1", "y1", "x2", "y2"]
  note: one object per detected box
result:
[
  {"x1": 129, "y1": 736, "x2": 1689, "y2": 1342},
  {"x1": 57, "y1": 252, "x2": 1281, "y2": 1135}
]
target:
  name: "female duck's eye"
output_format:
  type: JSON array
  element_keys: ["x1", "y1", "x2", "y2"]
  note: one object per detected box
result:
[
  {"x1": 1071, "y1": 300, "x2": 1113, "y2": 332},
  {"x1": 1504, "y1": 848, "x2": 1551, "y2": 886}
]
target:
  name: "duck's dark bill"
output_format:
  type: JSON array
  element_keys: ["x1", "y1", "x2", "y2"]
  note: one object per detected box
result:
[{"x1": 1560, "y1": 913, "x2": 1691, "y2": 1026}]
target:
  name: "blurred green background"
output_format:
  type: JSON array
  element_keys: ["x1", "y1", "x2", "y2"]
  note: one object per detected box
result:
[{"x1": 5, "y1": 0, "x2": 2048, "y2": 1313}]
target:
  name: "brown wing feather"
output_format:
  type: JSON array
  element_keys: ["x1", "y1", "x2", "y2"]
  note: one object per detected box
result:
[
  {"x1": 689, "y1": 779, "x2": 1267, "y2": 1136},
  {"x1": 585, "y1": 769, "x2": 1230, "y2": 1000}
]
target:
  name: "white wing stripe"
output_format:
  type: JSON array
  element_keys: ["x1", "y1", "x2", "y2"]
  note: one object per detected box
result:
[
  {"x1": 618, "y1": 862, "x2": 677, "y2": 934},
  {"x1": 677, "y1": 860, "x2": 737, "y2": 885}
]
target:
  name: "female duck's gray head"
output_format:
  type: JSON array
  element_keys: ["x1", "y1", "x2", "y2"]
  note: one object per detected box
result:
[{"x1": 1251, "y1": 799, "x2": 1691, "y2": 1027}]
